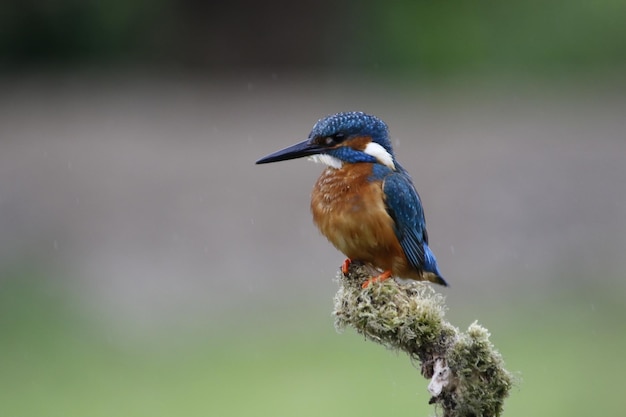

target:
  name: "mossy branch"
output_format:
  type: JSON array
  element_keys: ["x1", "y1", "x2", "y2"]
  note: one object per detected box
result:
[{"x1": 333, "y1": 263, "x2": 513, "y2": 417}]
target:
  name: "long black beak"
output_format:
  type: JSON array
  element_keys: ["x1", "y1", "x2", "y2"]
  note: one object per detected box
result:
[{"x1": 256, "y1": 139, "x2": 324, "y2": 164}]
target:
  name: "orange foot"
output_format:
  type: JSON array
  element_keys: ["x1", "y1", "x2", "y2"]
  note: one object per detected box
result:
[
  {"x1": 362, "y1": 270, "x2": 393, "y2": 289},
  {"x1": 341, "y1": 258, "x2": 352, "y2": 276}
]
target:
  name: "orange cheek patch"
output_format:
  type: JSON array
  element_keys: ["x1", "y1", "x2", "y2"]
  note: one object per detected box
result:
[{"x1": 343, "y1": 136, "x2": 371, "y2": 150}]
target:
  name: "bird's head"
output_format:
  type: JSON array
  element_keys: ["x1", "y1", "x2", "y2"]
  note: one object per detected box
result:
[{"x1": 256, "y1": 112, "x2": 396, "y2": 170}]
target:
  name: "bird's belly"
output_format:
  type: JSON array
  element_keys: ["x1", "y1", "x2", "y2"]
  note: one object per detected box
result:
[{"x1": 310, "y1": 165, "x2": 404, "y2": 271}]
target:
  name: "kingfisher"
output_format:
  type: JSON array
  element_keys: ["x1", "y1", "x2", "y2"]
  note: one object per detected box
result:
[{"x1": 256, "y1": 111, "x2": 447, "y2": 288}]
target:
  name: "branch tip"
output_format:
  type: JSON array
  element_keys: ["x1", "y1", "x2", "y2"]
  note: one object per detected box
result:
[{"x1": 332, "y1": 263, "x2": 513, "y2": 417}]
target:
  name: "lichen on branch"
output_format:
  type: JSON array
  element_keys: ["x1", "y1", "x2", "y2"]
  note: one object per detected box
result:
[{"x1": 333, "y1": 263, "x2": 513, "y2": 417}]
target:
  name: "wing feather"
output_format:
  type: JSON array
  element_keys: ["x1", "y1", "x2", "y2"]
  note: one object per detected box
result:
[{"x1": 382, "y1": 172, "x2": 428, "y2": 270}]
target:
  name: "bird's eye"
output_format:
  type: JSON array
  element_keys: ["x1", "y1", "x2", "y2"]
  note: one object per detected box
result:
[
  {"x1": 324, "y1": 133, "x2": 346, "y2": 146},
  {"x1": 320, "y1": 132, "x2": 347, "y2": 147}
]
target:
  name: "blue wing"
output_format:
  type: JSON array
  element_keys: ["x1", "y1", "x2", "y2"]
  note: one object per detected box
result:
[
  {"x1": 382, "y1": 171, "x2": 428, "y2": 270},
  {"x1": 372, "y1": 164, "x2": 445, "y2": 284}
]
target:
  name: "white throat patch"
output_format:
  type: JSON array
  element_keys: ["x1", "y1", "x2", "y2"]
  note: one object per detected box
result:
[
  {"x1": 308, "y1": 154, "x2": 343, "y2": 169},
  {"x1": 364, "y1": 142, "x2": 396, "y2": 170}
]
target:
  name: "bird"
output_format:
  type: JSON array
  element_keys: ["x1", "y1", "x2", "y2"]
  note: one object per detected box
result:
[{"x1": 256, "y1": 111, "x2": 447, "y2": 288}]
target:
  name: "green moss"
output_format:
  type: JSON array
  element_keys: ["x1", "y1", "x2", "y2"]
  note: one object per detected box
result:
[{"x1": 333, "y1": 263, "x2": 512, "y2": 417}]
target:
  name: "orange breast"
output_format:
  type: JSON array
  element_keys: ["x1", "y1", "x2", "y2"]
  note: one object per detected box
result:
[{"x1": 310, "y1": 163, "x2": 419, "y2": 279}]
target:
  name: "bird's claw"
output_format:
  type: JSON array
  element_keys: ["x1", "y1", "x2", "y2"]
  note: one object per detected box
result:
[
  {"x1": 341, "y1": 258, "x2": 352, "y2": 276},
  {"x1": 361, "y1": 270, "x2": 393, "y2": 288}
]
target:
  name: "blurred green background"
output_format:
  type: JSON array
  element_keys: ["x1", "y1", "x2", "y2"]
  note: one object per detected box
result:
[
  {"x1": 2, "y1": 0, "x2": 626, "y2": 75},
  {"x1": 1, "y1": 1, "x2": 625, "y2": 416}
]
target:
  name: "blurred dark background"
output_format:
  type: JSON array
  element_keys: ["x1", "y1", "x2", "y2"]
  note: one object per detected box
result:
[
  {"x1": 1, "y1": 1, "x2": 625, "y2": 416},
  {"x1": 2, "y1": 0, "x2": 626, "y2": 74}
]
